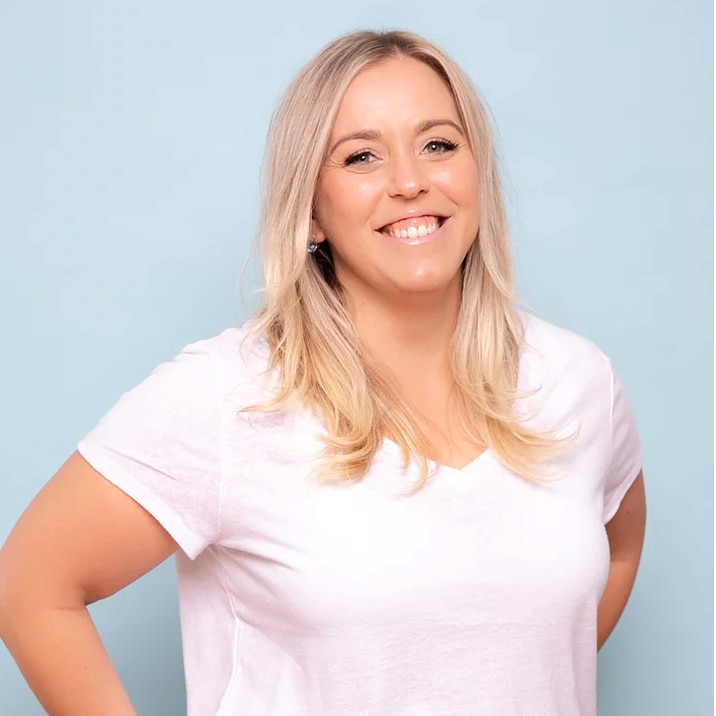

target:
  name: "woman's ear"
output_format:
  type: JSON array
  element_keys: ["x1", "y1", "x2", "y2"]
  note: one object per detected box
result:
[{"x1": 310, "y1": 217, "x2": 327, "y2": 246}]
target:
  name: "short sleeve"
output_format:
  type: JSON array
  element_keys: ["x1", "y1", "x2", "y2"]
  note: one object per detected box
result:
[
  {"x1": 602, "y1": 364, "x2": 643, "y2": 523},
  {"x1": 77, "y1": 339, "x2": 225, "y2": 560}
]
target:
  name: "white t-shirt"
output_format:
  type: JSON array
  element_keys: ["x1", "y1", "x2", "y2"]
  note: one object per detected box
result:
[{"x1": 77, "y1": 311, "x2": 642, "y2": 716}]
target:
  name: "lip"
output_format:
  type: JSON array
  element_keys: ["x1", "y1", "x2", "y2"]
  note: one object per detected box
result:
[
  {"x1": 377, "y1": 216, "x2": 449, "y2": 246},
  {"x1": 376, "y1": 212, "x2": 449, "y2": 232}
]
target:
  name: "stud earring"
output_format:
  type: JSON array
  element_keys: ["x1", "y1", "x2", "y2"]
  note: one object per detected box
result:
[{"x1": 307, "y1": 237, "x2": 318, "y2": 254}]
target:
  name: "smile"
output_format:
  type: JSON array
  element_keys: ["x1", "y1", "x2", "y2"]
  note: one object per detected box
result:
[{"x1": 378, "y1": 215, "x2": 447, "y2": 243}]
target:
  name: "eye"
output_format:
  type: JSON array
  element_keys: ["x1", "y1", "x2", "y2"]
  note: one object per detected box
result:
[
  {"x1": 424, "y1": 139, "x2": 458, "y2": 154},
  {"x1": 344, "y1": 150, "x2": 377, "y2": 167}
]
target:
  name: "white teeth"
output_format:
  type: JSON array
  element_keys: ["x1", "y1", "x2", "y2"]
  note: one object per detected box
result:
[{"x1": 385, "y1": 219, "x2": 441, "y2": 239}]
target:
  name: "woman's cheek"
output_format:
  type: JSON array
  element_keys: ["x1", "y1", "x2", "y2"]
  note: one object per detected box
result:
[
  {"x1": 354, "y1": 175, "x2": 385, "y2": 205},
  {"x1": 433, "y1": 158, "x2": 479, "y2": 197}
]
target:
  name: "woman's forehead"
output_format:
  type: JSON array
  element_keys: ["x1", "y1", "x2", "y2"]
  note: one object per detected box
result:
[{"x1": 330, "y1": 57, "x2": 461, "y2": 138}]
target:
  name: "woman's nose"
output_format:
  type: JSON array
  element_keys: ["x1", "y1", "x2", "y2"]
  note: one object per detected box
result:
[{"x1": 386, "y1": 152, "x2": 429, "y2": 199}]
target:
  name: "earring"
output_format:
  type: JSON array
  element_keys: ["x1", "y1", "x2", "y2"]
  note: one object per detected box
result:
[{"x1": 307, "y1": 237, "x2": 318, "y2": 254}]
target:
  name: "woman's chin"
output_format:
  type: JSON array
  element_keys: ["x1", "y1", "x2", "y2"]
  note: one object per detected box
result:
[{"x1": 383, "y1": 267, "x2": 462, "y2": 298}]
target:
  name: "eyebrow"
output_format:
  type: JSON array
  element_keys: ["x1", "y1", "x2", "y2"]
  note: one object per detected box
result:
[{"x1": 328, "y1": 118, "x2": 465, "y2": 155}]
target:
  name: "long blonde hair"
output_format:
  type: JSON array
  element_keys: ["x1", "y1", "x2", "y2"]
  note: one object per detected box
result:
[{"x1": 247, "y1": 29, "x2": 567, "y2": 487}]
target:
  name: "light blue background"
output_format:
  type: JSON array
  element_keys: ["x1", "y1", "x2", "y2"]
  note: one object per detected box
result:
[{"x1": 0, "y1": 1, "x2": 712, "y2": 714}]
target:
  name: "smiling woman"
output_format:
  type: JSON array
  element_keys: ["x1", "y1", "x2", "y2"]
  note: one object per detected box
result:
[{"x1": 0, "y1": 29, "x2": 645, "y2": 716}]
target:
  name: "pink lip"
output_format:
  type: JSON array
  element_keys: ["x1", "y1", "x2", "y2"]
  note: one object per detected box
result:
[
  {"x1": 377, "y1": 212, "x2": 448, "y2": 231},
  {"x1": 377, "y1": 217, "x2": 449, "y2": 246}
]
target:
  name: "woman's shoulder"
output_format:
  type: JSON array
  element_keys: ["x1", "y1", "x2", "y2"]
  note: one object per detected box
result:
[
  {"x1": 517, "y1": 310, "x2": 610, "y2": 370},
  {"x1": 174, "y1": 318, "x2": 273, "y2": 401},
  {"x1": 99, "y1": 320, "x2": 272, "y2": 430},
  {"x1": 184, "y1": 319, "x2": 268, "y2": 370},
  {"x1": 515, "y1": 310, "x2": 613, "y2": 402}
]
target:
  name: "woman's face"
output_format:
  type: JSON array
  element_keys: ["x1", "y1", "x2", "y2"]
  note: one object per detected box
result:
[{"x1": 313, "y1": 57, "x2": 480, "y2": 301}]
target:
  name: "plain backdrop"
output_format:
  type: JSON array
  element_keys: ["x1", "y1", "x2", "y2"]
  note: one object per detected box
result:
[{"x1": 0, "y1": 1, "x2": 712, "y2": 714}]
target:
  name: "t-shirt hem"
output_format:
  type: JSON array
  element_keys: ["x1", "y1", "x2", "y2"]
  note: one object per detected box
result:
[
  {"x1": 602, "y1": 462, "x2": 643, "y2": 524},
  {"x1": 77, "y1": 439, "x2": 205, "y2": 560}
]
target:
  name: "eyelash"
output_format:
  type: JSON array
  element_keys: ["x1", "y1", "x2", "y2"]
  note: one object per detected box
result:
[
  {"x1": 343, "y1": 138, "x2": 459, "y2": 166},
  {"x1": 424, "y1": 139, "x2": 458, "y2": 154},
  {"x1": 343, "y1": 151, "x2": 374, "y2": 167}
]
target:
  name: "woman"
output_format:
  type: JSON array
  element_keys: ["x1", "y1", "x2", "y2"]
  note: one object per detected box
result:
[{"x1": 0, "y1": 29, "x2": 645, "y2": 716}]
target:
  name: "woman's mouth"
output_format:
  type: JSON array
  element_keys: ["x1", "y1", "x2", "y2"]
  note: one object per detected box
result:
[{"x1": 378, "y1": 215, "x2": 448, "y2": 244}]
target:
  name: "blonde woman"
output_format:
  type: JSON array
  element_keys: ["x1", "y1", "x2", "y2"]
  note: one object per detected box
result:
[{"x1": 0, "y1": 30, "x2": 645, "y2": 716}]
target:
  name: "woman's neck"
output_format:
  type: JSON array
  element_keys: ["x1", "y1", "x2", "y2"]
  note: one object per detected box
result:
[{"x1": 346, "y1": 279, "x2": 461, "y2": 385}]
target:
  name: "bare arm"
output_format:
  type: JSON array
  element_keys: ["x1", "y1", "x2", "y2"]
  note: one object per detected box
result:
[
  {"x1": 0, "y1": 451, "x2": 179, "y2": 715},
  {"x1": 597, "y1": 471, "x2": 646, "y2": 650}
]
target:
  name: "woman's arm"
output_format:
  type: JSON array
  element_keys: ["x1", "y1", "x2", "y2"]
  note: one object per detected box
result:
[
  {"x1": 0, "y1": 451, "x2": 179, "y2": 715},
  {"x1": 597, "y1": 471, "x2": 647, "y2": 650}
]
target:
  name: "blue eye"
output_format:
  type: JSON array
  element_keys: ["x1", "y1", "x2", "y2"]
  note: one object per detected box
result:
[
  {"x1": 424, "y1": 139, "x2": 458, "y2": 154},
  {"x1": 344, "y1": 151, "x2": 376, "y2": 166}
]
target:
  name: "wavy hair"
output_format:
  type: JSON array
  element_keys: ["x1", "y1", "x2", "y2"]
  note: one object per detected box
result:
[{"x1": 246, "y1": 29, "x2": 569, "y2": 487}]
